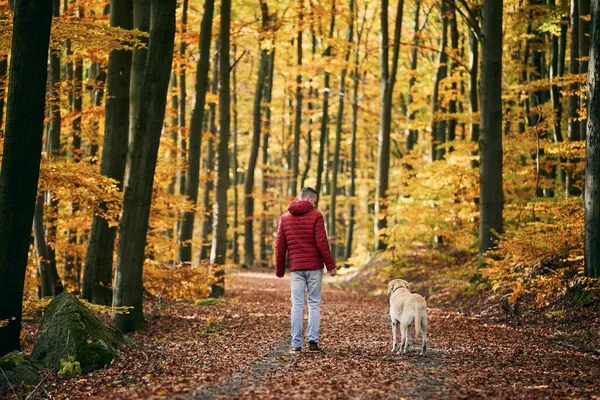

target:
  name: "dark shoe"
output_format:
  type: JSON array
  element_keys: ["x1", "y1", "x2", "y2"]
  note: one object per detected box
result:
[
  {"x1": 289, "y1": 347, "x2": 301, "y2": 354},
  {"x1": 308, "y1": 342, "x2": 321, "y2": 352}
]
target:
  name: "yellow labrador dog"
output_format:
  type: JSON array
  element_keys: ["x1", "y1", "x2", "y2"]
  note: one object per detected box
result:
[{"x1": 388, "y1": 279, "x2": 427, "y2": 356}]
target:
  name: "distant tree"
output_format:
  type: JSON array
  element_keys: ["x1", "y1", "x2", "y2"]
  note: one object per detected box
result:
[
  {"x1": 430, "y1": 1, "x2": 448, "y2": 161},
  {"x1": 0, "y1": 0, "x2": 53, "y2": 356},
  {"x1": 374, "y1": 0, "x2": 404, "y2": 250},
  {"x1": 579, "y1": 0, "x2": 590, "y2": 139},
  {"x1": 210, "y1": 0, "x2": 232, "y2": 296},
  {"x1": 178, "y1": 0, "x2": 215, "y2": 263},
  {"x1": 112, "y1": 0, "x2": 176, "y2": 332}
]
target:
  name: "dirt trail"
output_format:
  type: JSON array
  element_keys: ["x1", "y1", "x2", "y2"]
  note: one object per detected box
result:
[
  {"x1": 30, "y1": 270, "x2": 600, "y2": 399},
  {"x1": 190, "y1": 271, "x2": 599, "y2": 399}
]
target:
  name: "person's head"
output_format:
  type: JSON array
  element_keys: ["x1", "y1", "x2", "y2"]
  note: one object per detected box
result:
[{"x1": 299, "y1": 187, "x2": 318, "y2": 207}]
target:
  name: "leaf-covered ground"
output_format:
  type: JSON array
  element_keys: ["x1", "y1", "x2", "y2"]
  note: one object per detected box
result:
[{"x1": 11, "y1": 270, "x2": 600, "y2": 399}]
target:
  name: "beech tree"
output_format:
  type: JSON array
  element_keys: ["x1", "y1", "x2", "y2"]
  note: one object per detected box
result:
[
  {"x1": 0, "y1": 0, "x2": 53, "y2": 356},
  {"x1": 585, "y1": 0, "x2": 600, "y2": 278},
  {"x1": 83, "y1": 0, "x2": 133, "y2": 305},
  {"x1": 478, "y1": 0, "x2": 503, "y2": 256},
  {"x1": 112, "y1": 0, "x2": 176, "y2": 332}
]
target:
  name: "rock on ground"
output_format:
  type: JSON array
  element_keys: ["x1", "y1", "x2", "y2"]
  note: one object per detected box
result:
[
  {"x1": 0, "y1": 352, "x2": 40, "y2": 388},
  {"x1": 32, "y1": 292, "x2": 133, "y2": 373}
]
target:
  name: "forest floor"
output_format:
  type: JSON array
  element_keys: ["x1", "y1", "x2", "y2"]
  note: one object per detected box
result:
[{"x1": 12, "y1": 269, "x2": 600, "y2": 399}]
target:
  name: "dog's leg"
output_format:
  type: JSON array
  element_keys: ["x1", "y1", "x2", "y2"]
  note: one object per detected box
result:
[
  {"x1": 420, "y1": 311, "x2": 427, "y2": 356},
  {"x1": 398, "y1": 321, "x2": 407, "y2": 354},
  {"x1": 391, "y1": 319, "x2": 398, "y2": 353}
]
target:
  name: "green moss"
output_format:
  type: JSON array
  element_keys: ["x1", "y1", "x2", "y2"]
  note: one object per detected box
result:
[
  {"x1": 194, "y1": 297, "x2": 219, "y2": 306},
  {"x1": 58, "y1": 356, "x2": 81, "y2": 379},
  {"x1": 32, "y1": 293, "x2": 133, "y2": 373},
  {"x1": 0, "y1": 352, "x2": 40, "y2": 388}
]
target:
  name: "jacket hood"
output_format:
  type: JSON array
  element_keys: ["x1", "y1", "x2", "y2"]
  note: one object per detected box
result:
[{"x1": 288, "y1": 200, "x2": 315, "y2": 216}]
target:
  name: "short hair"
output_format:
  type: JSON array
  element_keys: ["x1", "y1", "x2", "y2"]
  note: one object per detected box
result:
[{"x1": 299, "y1": 187, "x2": 318, "y2": 200}]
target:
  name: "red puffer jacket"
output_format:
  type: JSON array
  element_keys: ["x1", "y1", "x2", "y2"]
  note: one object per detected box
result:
[{"x1": 275, "y1": 200, "x2": 336, "y2": 277}]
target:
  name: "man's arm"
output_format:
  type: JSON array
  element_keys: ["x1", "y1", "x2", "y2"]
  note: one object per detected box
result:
[
  {"x1": 314, "y1": 213, "x2": 336, "y2": 273},
  {"x1": 274, "y1": 217, "x2": 287, "y2": 278}
]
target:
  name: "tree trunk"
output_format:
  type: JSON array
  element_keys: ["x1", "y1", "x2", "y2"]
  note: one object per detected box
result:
[
  {"x1": 178, "y1": 0, "x2": 215, "y2": 263},
  {"x1": 579, "y1": 0, "x2": 590, "y2": 140},
  {"x1": 375, "y1": 0, "x2": 404, "y2": 250},
  {"x1": 0, "y1": 0, "x2": 53, "y2": 356},
  {"x1": 244, "y1": 1, "x2": 271, "y2": 268},
  {"x1": 291, "y1": 0, "x2": 303, "y2": 198},
  {"x1": 129, "y1": 0, "x2": 150, "y2": 146},
  {"x1": 316, "y1": 0, "x2": 337, "y2": 201},
  {"x1": 566, "y1": 0, "x2": 580, "y2": 196},
  {"x1": 199, "y1": 47, "x2": 219, "y2": 262},
  {"x1": 111, "y1": 0, "x2": 176, "y2": 333},
  {"x1": 549, "y1": 0, "x2": 564, "y2": 143},
  {"x1": 431, "y1": 2, "x2": 448, "y2": 161},
  {"x1": 83, "y1": 0, "x2": 133, "y2": 305},
  {"x1": 478, "y1": 0, "x2": 504, "y2": 256},
  {"x1": 447, "y1": 0, "x2": 459, "y2": 152},
  {"x1": 209, "y1": 0, "x2": 231, "y2": 296},
  {"x1": 468, "y1": 28, "x2": 479, "y2": 144},
  {"x1": 260, "y1": 47, "x2": 276, "y2": 265},
  {"x1": 406, "y1": 2, "x2": 420, "y2": 151},
  {"x1": 178, "y1": 0, "x2": 188, "y2": 194},
  {"x1": 330, "y1": 0, "x2": 353, "y2": 259},
  {"x1": 232, "y1": 44, "x2": 240, "y2": 265},
  {"x1": 585, "y1": 0, "x2": 600, "y2": 277}
]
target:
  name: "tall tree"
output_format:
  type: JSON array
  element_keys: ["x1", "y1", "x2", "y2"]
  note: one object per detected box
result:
[
  {"x1": 0, "y1": 0, "x2": 53, "y2": 356},
  {"x1": 129, "y1": 0, "x2": 151, "y2": 146},
  {"x1": 584, "y1": 0, "x2": 600, "y2": 278},
  {"x1": 431, "y1": 1, "x2": 449, "y2": 161},
  {"x1": 406, "y1": 2, "x2": 421, "y2": 151},
  {"x1": 478, "y1": 0, "x2": 503, "y2": 256},
  {"x1": 330, "y1": 0, "x2": 354, "y2": 258},
  {"x1": 374, "y1": 0, "x2": 404, "y2": 250},
  {"x1": 244, "y1": 0, "x2": 271, "y2": 268},
  {"x1": 210, "y1": 0, "x2": 232, "y2": 296},
  {"x1": 579, "y1": 0, "x2": 590, "y2": 139},
  {"x1": 83, "y1": 0, "x2": 133, "y2": 305},
  {"x1": 447, "y1": 0, "x2": 459, "y2": 151},
  {"x1": 291, "y1": 0, "x2": 303, "y2": 197},
  {"x1": 112, "y1": 0, "x2": 176, "y2": 332},
  {"x1": 566, "y1": 0, "x2": 580, "y2": 195},
  {"x1": 178, "y1": 0, "x2": 215, "y2": 263},
  {"x1": 199, "y1": 47, "x2": 219, "y2": 262},
  {"x1": 316, "y1": 0, "x2": 337, "y2": 200}
]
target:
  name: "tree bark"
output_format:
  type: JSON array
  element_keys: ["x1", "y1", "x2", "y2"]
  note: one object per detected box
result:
[
  {"x1": 129, "y1": 0, "x2": 150, "y2": 146},
  {"x1": 0, "y1": 0, "x2": 53, "y2": 356},
  {"x1": 232, "y1": 44, "x2": 240, "y2": 265},
  {"x1": 291, "y1": 0, "x2": 303, "y2": 198},
  {"x1": 406, "y1": 2, "x2": 421, "y2": 151},
  {"x1": 83, "y1": 0, "x2": 133, "y2": 305},
  {"x1": 448, "y1": 0, "x2": 459, "y2": 152},
  {"x1": 111, "y1": 0, "x2": 176, "y2": 332},
  {"x1": 375, "y1": 0, "x2": 404, "y2": 250},
  {"x1": 431, "y1": 2, "x2": 448, "y2": 161},
  {"x1": 178, "y1": 0, "x2": 215, "y2": 263},
  {"x1": 584, "y1": 0, "x2": 600, "y2": 278},
  {"x1": 478, "y1": 0, "x2": 504, "y2": 256},
  {"x1": 330, "y1": 0, "x2": 354, "y2": 258},
  {"x1": 549, "y1": 0, "x2": 564, "y2": 143},
  {"x1": 244, "y1": 1, "x2": 270, "y2": 268},
  {"x1": 199, "y1": 47, "x2": 219, "y2": 262},
  {"x1": 210, "y1": 0, "x2": 231, "y2": 296},
  {"x1": 566, "y1": 0, "x2": 580, "y2": 196},
  {"x1": 316, "y1": 0, "x2": 337, "y2": 201},
  {"x1": 579, "y1": 0, "x2": 590, "y2": 140},
  {"x1": 468, "y1": 28, "x2": 479, "y2": 144}
]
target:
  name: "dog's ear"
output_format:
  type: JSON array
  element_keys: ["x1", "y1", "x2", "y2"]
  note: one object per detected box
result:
[{"x1": 387, "y1": 281, "x2": 395, "y2": 294}]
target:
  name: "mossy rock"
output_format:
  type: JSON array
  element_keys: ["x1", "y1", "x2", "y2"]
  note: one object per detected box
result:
[
  {"x1": 32, "y1": 293, "x2": 134, "y2": 374},
  {"x1": 0, "y1": 352, "x2": 40, "y2": 388}
]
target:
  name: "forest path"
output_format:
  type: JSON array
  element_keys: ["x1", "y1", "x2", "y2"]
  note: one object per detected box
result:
[
  {"x1": 190, "y1": 270, "x2": 599, "y2": 399},
  {"x1": 42, "y1": 270, "x2": 599, "y2": 399}
]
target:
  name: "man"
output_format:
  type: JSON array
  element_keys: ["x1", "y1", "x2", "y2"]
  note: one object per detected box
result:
[{"x1": 275, "y1": 187, "x2": 337, "y2": 353}]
